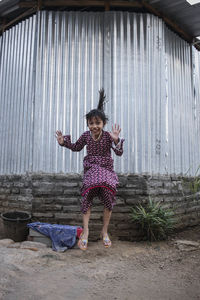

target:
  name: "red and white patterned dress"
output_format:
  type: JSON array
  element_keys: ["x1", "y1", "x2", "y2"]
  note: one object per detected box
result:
[{"x1": 63, "y1": 130, "x2": 124, "y2": 214}]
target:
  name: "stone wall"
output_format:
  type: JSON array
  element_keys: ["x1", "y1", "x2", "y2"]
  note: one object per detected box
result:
[{"x1": 0, "y1": 173, "x2": 199, "y2": 240}]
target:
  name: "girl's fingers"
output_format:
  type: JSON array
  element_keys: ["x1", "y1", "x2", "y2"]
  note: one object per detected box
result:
[
  {"x1": 111, "y1": 124, "x2": 121, "y2": 134},
  {"x1": 56, "y1": 130, "x2": 63, "y2": 136}
]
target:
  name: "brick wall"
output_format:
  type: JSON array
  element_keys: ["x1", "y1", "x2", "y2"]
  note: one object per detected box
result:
[{"x1": 0, "y1": 173, "x2": 199, "y2": 240}]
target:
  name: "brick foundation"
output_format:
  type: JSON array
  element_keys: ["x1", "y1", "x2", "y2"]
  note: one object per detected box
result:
[{"x1": 0, "y1": 173, "x2": 199, "y2": 241}]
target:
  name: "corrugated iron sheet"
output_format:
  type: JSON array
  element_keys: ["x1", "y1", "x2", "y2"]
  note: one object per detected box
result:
[
  {"x1": 34, "y1": 12, "x2": 104, "y2": 174},
  {"x1": 0, "y1": 15, "x2": 37, "y2": 174},
  {"x1": 193, "y1": 47, "x2": 200, "y2": 174},
  {"x1": 0, "y1": 11, "x2": 200, "y2": 175}
]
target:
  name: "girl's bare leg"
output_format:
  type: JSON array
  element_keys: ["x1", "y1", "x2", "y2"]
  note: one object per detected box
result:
[
  {"x1": 82, "y1": 207, "x2": 91, "y2": 239},
  {"x1": 101, "y1": 208, "x2": 112, "y2": 237}
]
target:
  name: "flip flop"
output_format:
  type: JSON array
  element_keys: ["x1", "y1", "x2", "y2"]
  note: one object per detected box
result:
[
  {"x1": 77, "y1": 233, "x2": 88, "y2": 251},
  {"x1": 102, "y1": 234, "x2": 112, "y2": 248}
]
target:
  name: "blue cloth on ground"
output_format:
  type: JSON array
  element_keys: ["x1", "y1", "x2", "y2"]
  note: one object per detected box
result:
[{"x1": 27, "y1": 222, "x2": 80, "y2": 252}]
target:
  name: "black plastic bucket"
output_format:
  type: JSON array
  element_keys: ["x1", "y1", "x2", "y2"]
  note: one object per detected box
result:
[{"x1": 1, "y1": 211, "x2": 31, "y2": 242}]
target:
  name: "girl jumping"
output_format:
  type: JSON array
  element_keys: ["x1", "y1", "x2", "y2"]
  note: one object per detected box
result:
[{"x1": 56, "y1": 89, "x2": 124, "y2": 250}]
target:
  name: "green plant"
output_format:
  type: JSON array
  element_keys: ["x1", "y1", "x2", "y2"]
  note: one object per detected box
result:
[
  {"x1": 130, "y1": 197, "x2": 176, "y2": 241},
  {"x1": 188, "y1": 165, "x2": 200, "y2": 194},
  {"x1": 182, "y1": 165, "x2": 200, "y2": 197}
]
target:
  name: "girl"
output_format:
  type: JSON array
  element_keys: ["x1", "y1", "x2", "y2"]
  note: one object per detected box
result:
[{"x1": 56, "y1": 89, "x2": 124, "y2": 250}]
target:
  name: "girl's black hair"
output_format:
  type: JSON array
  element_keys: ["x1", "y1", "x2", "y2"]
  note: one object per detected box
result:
[{"x1": 86, "y1": 88, "x2": 108, "y2": 125}]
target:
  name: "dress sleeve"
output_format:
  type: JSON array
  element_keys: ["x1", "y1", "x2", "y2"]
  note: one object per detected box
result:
[
  {"x1": 62, "y1": 132, "x2": 87, "y2": 152},
  {"x1": 111, "y1": 138, "x2": 125, "y2": 156}
]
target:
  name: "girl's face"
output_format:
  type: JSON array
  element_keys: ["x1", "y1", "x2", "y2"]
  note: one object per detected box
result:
[{"x1": 88, "y1": 116, "x2": 104, "y2": 138}]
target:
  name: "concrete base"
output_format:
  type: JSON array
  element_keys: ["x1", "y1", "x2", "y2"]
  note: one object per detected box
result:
[{"x1": 28, "y1": 228, "x2": 52, "y2": 247}]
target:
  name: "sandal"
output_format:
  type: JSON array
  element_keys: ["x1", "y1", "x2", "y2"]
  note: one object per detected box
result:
[
  {"x1": 102, "y1": 234, "x2": 112, "y2": 248},
  {"x1": 77, "y1": 233, "x2": 88, "y2": 251}
]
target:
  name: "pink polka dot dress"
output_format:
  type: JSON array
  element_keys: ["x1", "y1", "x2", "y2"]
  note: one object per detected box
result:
[{"x1": 63, "y1": 130, "x2": 124, "y2": 214}]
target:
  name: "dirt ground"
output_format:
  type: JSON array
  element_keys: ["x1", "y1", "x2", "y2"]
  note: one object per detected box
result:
[{"x1": 0, "y1": 225, "x2": 200, "y2": 300}]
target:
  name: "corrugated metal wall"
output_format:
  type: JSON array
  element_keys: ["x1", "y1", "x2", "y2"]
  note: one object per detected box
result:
[
  {"x1": 165, "y1": 28, "x2": 199, "y2": 176},
  {"x1": 103, "y1": 12, "x2": 167, "y2": 174},
  {"x1": 0, "y1": 15, "x2": 37, "y2": 174},
  {"x1": 34, "y1": 12, "x2": 104, "y2": 174},
  {"x1": 193, "y1": 48, "x2": 200, "y2": 174},
  {"x1": 0, "y1": 11, "x2": 200, "y2": 175}
]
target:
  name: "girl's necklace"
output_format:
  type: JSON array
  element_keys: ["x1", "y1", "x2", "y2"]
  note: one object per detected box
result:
[{"x1": 92, "y1": 131, "x2": 102, "y2": 141}]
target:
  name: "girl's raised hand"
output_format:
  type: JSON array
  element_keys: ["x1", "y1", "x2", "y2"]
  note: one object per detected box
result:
[
  {"x1": 109, "y1": 124, "x2": 121, "y2": 144},
  {"x1": 56, "y1": 130, "x2": 64, "y2": 146}
]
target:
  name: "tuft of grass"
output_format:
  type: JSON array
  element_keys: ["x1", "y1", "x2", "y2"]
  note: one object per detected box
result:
[
  {"x1": 188, "y1": 165, "x2": 200, "y2": 194},
  {"x1": 130, "y1": 197, "x2": 176, "y2": 241},
  {"x1": 182, "y1": 165, "x2": 200, "y2": 197}
]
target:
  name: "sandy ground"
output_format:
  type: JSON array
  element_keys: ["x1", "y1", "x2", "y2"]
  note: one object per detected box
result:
[{"x1": 0, "y1": 226, "x2": 200, "y2": 300}]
